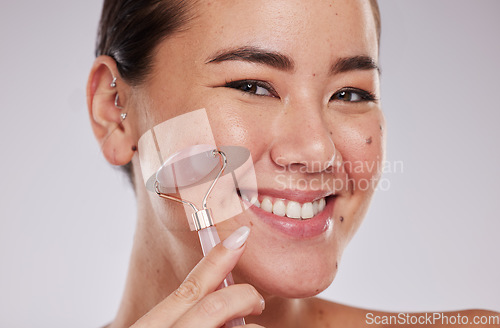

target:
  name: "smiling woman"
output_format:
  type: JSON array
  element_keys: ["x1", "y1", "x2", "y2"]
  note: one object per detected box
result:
[{"x1": 86, "y1": 1, "x2": 498, "y2": 328}]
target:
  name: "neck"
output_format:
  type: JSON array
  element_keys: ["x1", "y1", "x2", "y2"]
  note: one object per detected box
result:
[
  {"x1": 247, "y1": 297, "x2": 309, "y2": 327},
  {"x1": 109, "y1": 191, "x2": 196, "y2": 327}
]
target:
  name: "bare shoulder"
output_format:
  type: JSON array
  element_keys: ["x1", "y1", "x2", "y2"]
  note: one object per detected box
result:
[{"x1": 305, "y1": 297, "x2": 500, "y2": 328}]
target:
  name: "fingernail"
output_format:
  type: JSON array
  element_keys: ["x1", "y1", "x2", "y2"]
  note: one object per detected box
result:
[
  {"x1": 260, "y1": 297, "x2": 266, "y2": 310},
  {"x1": 222, "y1": 226, "x2": 250, "y2": 250}
]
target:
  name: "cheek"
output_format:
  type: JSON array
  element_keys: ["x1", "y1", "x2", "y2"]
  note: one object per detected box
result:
[
  {"x1": 206, "y1": 104, "x2": 273, "y2": 158},
  {"x1": 327, "y1": 110, "x2": 385, "y2": 245},
  {"x1": 330, "y1": 111, "x2": 385, "y2": 186}
]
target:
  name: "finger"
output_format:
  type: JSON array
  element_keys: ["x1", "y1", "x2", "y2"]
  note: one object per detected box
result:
[
  {"x1": 171, "y1": 283, "x2": 265, "y2": 328},
  {"x1": 130, "y1": 226, "x2": 251, "y2": 328}
]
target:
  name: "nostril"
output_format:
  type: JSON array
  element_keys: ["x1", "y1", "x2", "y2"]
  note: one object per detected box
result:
[{"x1": 269, "y1": 127, "x2": 337, "y2": 173}]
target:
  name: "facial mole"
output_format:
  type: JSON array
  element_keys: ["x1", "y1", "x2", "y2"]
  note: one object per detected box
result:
[
  {"x1": 339, "y1": 216, "x2": 344, "y2": 222},
  {"x1": 366, "y1": 136, "x2": 372, "y2": 144},
  {"x1": 336, "y1": 262, "x2": 338, "y2": 269},
  {"x1": 312, "y1": 73, "x2": 316, "y2": 77}
]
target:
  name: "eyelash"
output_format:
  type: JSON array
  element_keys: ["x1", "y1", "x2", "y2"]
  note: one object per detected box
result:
[
  {"x1": 224, "y1": 80, "x2": 278, "y2": 98},
  {"x1": 330, "y1": 87, "x2": 377, "y2": 103},
  {"x1": 224, "y1": 79, "x2": 377, "y2": 103}
]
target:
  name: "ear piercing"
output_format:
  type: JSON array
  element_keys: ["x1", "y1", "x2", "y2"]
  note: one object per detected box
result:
[
  {"x1": 115, "y1": 93, "x2": 124, "y2": 110},
  {"x1": 111, "y1": 76, "x2": 134, "y2": 150},
  {"x1": 110, "y1": 76, "x2": 127, "y2": 120}
]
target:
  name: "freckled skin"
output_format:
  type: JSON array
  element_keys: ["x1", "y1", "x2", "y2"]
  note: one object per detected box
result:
[{"x1": 117, "y1": 0, "x2": 390, "y2": 326}]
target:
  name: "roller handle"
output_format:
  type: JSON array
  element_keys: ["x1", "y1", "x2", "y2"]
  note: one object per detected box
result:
[{"x1": 198, "y1": 226, "x2": 246, "y2": 327}]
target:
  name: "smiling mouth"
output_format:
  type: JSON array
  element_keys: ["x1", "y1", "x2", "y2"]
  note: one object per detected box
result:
[{"x1": 238, "y1": 190, "x2": 335, "y2": 220}]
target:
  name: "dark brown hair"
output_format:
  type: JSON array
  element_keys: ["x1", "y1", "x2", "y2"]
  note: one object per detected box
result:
[
  {"x1": 96, "y1": 0, "x2": 195, "y2": 85},
  {"x1": 94, "y1": 0, "x2": 381, "y2": 185}
]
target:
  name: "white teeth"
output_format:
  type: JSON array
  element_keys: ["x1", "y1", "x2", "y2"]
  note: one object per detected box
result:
[
  {"x1": 272, "y1": 199, "x2": 286, "y2": 216},
  {"x1": 286, "y1": 201, "x2": 302, "y2": 219},
  {"x1": 242, "y1": 192, "x2": 328, "y2": 220},
  {"x1": 318, "y1": 198, "x2": 326, "y2": 212},
  {"x1": 261, "y1": 197, "x2": 273, "y2": 213},
  {"x1": 241, "y1": 192, "x2": 260, "y2": 208},
  {"x1": 312, "y1": 201, "x2": 319, "y2": 215},
  {"x1": 250, "y1": 196, "x2": 260, "y2": 208},
  {"x1": 301, "y1": 202, "x2": 314, "y2": 219}
]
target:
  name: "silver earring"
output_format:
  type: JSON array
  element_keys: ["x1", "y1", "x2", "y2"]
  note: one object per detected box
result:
[
  {"x1": 114, "y1": 93, "x2": 124, "y2": 110},
  {"x1": 115, "y1": 93, "x2": 127, "y2": 121},
  {"x1": 111, "y1": 78, "x2": 127, "y2": 121}
]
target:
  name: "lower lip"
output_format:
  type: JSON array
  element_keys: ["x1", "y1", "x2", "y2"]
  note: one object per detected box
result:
[{"x1": 242, "y1": 197, "x2": 335, "y2": 239}]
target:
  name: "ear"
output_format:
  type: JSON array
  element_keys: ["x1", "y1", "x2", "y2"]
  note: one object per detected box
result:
[{"x1": 86, "y1": 56, "x2": 135, "y2": 166}]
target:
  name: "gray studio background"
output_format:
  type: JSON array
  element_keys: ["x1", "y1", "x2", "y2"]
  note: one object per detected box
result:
[{"x1": 0, "y1": 1, "x2": 499, "y2": 327}]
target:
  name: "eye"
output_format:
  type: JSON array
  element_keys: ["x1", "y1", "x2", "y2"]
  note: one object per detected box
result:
[
  {"x1": 224, "y1": 80, "x2": 278, "y2": 98},
  {"x1": 330, "y1": 87, "x2": 377, "y2": 103}
]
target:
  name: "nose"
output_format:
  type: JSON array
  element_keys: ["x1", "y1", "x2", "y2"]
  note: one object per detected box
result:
[{"x1": 270, "y1": 104, "x2": 336, "y2": 173}]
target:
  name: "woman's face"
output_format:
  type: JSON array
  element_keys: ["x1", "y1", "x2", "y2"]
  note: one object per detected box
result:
[{"x1": 131, "y1": 0, "x2": 384, "y2": 298}]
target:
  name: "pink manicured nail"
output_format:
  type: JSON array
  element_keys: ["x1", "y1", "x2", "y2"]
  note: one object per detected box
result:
[{"x1": 222, "y1": 226, "x2": 250, "y2": 250}]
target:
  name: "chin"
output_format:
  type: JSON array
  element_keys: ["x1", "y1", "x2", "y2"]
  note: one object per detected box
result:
[{"x1": 233, "y1": 237, "x2": 340, "y2": 298}]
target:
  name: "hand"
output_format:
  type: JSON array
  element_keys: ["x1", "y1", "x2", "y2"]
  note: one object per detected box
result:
[{"x1": 130, "y1": 226, "x2": 266, "y2": 328}]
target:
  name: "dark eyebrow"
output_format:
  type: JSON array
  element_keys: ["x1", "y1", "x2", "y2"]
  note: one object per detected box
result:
[
  {"x1": 206, "y1": 47, "x2": 379, "y2": 75},
  {"x1": 331, "y1": 55, "x2": 380, "y2": 75},
  {"x1": 205, "y1": 46, "x2": 295, "y2": 71}
]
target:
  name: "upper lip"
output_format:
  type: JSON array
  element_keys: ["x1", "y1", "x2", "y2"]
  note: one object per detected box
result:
[{"x1": 240, "y1": 188, "x2": 335, "y2": 203}]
